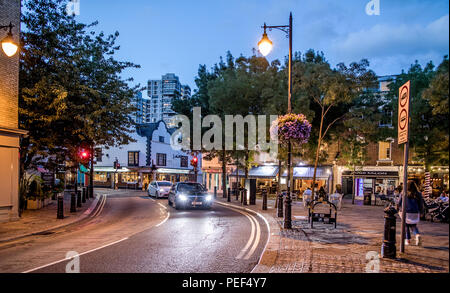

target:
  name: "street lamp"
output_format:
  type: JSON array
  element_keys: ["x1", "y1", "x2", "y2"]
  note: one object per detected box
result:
[
  {"x1": 258, "y1": 12, "x2": 294, "y2": 229},
  {"x1": 0, "y1": 22, "x2": 19, "y2": 57}
]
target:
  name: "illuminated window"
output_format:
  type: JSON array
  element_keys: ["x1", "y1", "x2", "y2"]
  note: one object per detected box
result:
[
  {"x1": 378, "y1": 141, "x2": 391, "y2": 160},
  {"x1": 180, "y1": 156, "x2": 188, "y2": 168},
  {"x1": 128, "y1": 151, "x2": 139, "y2": 166}
]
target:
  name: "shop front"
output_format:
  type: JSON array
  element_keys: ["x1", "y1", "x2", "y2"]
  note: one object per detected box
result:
[
  {"x1": 155, "y1": 168, "x2": 192, "y2": 183},
  {"x1": 341, "y1": 169, "x2": 399, "y2": 201},
  {"x1": 282, "y1": 166, "x2": 333, "y2": 195},
  {"x1": 248, "y1": 165, "x2": 279, "y2": 195}
]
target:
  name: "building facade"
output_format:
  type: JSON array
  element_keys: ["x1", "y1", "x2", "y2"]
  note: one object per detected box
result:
[
  {"x1": 93, "y1": 121, "x2": 201, "y2": 189},
  {"x1": 0, "y1": 0, "x2": 27, "y2": 222},
  {"x1": 135, "y1": 73, "x2": 191, "y2": 126}
]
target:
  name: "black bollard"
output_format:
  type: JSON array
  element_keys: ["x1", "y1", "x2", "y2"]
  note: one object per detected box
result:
[
  {"x1": 243, "y1": 189, "x2": 248, "y2": 206},
  {"x1": 227, "y1": 188, "x2": 231, "y2": 202},
  {"x1": 57, "y1": 194, "x2": 64, "y2": 219},
  {"x1": 277, "y1": 192, "x2": 284, "y2": 217},
  {"x1": 214, "y1": 186, "x2": 217, "y2": 199},
  {"x1": 82, "y1": 187, "x2": 86, "y2": 203},
  {"x1": 70, "y1": 192, "x2": 77, "y2": 213},
  {"x1": 262, "y1": 189, "x2": 268, "y2": 210},
  {"x1": 77, "y1": 190, "x2": 82, "y2": 208},
  {"x1": 381, "y1": 205, "x2": 397, "y2": 259}
]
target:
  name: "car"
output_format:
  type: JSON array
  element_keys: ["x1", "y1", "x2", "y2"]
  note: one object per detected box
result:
[
  {"x1": 148, "y1": 181, "x2": 173, "y2": 198},
  {"x1": 168, "y1": 182, "x2": 213, "y2": 210}
]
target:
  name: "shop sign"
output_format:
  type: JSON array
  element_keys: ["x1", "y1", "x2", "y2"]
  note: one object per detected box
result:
[{"x1": 342, "y1": 171, "x2": 398, "y2": 177}]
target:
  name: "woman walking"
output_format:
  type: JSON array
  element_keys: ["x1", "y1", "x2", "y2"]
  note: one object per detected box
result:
[{"x1": 398, "y1": 180, "x2": 424, "y2": 246}]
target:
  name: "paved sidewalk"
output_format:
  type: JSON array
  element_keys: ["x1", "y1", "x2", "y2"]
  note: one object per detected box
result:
[
  {"x1": 0, "y1": 189, "x2": 106, "y2": 243},
  {"x1": 216, "y1": 194, "x2": 449, "y2": 273}
]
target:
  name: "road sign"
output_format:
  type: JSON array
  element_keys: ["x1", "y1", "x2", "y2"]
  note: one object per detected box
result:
[{"x1": 398, "y1": 81, "x2": 410, "y2": 144}]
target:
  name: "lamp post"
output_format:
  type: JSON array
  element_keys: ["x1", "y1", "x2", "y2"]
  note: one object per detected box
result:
[
  {"x1": 258, "y1": 12, "x2": 293, "y2": 229},
  {"x1": 0, "y1": 22, "x2": 19, "y2": 57}
]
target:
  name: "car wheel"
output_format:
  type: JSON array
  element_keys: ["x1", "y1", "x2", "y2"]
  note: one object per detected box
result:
[
  {"x1": 168, "y1": 198, "x2": 172, "y2": 206},
  {"x1": 174, "y1": 199, "x2": 180, "y2": 210},
  {"x1": 156, "y1": 191, "x2": 160, "y2": 199}
]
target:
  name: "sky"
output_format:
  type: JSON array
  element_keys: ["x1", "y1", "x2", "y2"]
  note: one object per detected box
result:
[{"x1": 77, "y1": 0, "x2": 449, "y2": 91}]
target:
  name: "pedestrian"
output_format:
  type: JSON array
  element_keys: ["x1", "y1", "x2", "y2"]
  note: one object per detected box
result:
[
  {"x1": 393, "y1": 187, "x2": 401, "y2": 204},
  {"x1": 398, "y1": 180, "x2": 424, "y2": 246},
  {"x1": 302, "y1": 187, "x2": 312, "y2": 208},
  {"x1": 318, "y1": 186, "x2": 327, "y2": 201}
]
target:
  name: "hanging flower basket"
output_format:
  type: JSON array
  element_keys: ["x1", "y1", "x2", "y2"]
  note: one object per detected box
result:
[{"x1": 270, "y1": 113, "x2": 312, "y2": 145}]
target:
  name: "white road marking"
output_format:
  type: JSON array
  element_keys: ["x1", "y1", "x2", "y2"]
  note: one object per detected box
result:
[
  {"x1": 218, "y1": 202, "x2": 262, "y2": 260},
  {"x1": 22, "y1": 237, "x2": 129, "y2": 273}
]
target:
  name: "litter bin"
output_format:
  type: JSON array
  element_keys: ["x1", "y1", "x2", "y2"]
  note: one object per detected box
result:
[{"x1": 364, "y1": 192, "x2": 372, "y2": 205}]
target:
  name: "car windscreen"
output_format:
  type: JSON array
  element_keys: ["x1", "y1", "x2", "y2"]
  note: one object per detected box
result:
[
  {"x1": 177, "y1": 183, "x2": 205, "y2": 192},
  {"x1": 158, "y1": 182, "x2": 172, "y2": 187}
]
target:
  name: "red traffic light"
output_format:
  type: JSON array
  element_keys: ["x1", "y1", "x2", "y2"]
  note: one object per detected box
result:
[
  {"x1": 191, "y1": 156, "x2": 198, "y2": 168},
  {"x1": 79, "y1": 149, "x2": 89, "y2": 159},
  {"x1": 193, "y1": 157, "x2": 198, "y2": 163}
]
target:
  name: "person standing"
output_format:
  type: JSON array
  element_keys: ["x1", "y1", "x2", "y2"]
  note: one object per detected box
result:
[{"x1": 398, "y1": 180, "x2": 424, "y2": 246}]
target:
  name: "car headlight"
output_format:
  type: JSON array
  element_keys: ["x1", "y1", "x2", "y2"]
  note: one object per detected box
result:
[
  {"x1": 179, "y1": 194, "x2": 188, "y2": 201},
  {"x1": 205, "y1": 195, "x2": 212, "y2": 201}
]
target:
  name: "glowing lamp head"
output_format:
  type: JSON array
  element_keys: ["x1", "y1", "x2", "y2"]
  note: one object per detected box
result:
[
  {"x1": 1, "y1": 32, "x2": 18, "y2": 57},
  {"x1": 258, "y1": 32, "x2": 273, "y2": 57}
]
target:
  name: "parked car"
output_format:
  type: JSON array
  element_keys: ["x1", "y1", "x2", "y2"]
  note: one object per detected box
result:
[
  {"x1": 168, "y1": 182, "x2": 213, "y2": 210},
  {"x1": 148, "y1": 181, "x2": 173, "y2": 198}
]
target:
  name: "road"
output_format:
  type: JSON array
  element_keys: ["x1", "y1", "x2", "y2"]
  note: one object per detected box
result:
[{"x1": 0, "y1": 189, "x2": 268, "y2": 273}]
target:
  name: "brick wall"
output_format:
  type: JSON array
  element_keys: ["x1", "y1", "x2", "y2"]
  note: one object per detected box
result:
[{"x1": 0, "y1": 0, "x2": 21, "y2": 129}]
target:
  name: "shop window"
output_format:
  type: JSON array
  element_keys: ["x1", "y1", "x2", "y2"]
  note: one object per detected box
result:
[
  {"x1": 180, "y1": 156, "x2": 188, "y2": 168},
  {"x1": 378, "y1": 141, "x2": 391, "y2": 160},
  {"x1": 159, "y1": 136, "x2": 165, "y2": 143},
  {"x1": 93, "y1": 172, "x2": 107, "y2": 182},
  {"x1": 121, "y1": 172, "x2": 138, "y2": 183},
  {"x1": 156, "y1": 153, "x2": 167, "y2": 166},
  {"x1": 128, "y1": 151, "x2": 139, "y2": 167}
]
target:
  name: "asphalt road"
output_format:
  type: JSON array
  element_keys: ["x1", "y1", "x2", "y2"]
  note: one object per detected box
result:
[{"x1": 0, "y1": 190, "x2": 268, "y2": 273}]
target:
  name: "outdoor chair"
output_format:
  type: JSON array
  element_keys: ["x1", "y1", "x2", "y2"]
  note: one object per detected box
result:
[{"x1": 329, "y1": 193, "x2": 343, "y2": 210}]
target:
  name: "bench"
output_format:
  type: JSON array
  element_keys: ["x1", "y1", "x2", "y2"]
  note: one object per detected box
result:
[{"x1": 308, "y1": 200, "x2": 338, "y2": 228}]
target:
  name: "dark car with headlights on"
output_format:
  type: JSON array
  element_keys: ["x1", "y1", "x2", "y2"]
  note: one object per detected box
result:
[{"x1": 168, "y1": 182, "x2": 213, "y2": 210}]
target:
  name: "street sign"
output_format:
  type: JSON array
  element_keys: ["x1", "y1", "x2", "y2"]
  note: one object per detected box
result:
[{"x1": 398, "y1": 81, "x2": 410, "y2": 144}]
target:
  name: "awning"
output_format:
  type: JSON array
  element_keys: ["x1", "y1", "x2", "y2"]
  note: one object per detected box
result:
[
  {"x1": 156, "y1": 168, "x2": 191, "y2": 174},
  {"x1": 93, "y1": 166, "x2": 132, "y2": 173},
  {"x1": 248, "y1": 165, "x2": 279, "y2": 179},
  {"x1": 282, "y1": 166, "x2": 331, "y2": 179}
]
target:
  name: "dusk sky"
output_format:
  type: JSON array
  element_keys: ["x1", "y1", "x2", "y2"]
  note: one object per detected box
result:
[{"x1": 77, "y1": 0, "x2": 449, "y2": 91}]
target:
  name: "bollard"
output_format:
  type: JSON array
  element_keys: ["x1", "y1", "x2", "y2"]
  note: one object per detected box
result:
[
  {"x1": 262, "y1": 189, "x2": 267, "y2": 210},
  {"x1": 214, "y1": 186, "x2": 217, "y2": 199},
  {"x1": 381, "y1": 205, "x2": 397, "y2": 259},
  {"x1": 227, "y1": 187, "x2": 231, "y2": 200},
  {"x1": 243, "y1": 189, "x2": 248, "y2": 206},
  {"x1": 82, "y1": 187, "x2": 86, "y2": 203},
  {"x1": 227, "y1": 188, "x2": 231, "y2": 202},
  {"x1": 77, "y1": 190, "x2": 82, "y2": 208},
  {"x1": 277, "y1": 193, "x2": 284, "y2": 217},
  {"x1": 70, "y1": 192, "x2": 77, "y2": 213},
  {"x1": 57, "y1": 194, "x2": 64, "y2": 219}
]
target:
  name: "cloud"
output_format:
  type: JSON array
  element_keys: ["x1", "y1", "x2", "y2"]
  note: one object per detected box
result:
[{"x1": 333, "y1": 14, "x2": 449, "y2": 61}]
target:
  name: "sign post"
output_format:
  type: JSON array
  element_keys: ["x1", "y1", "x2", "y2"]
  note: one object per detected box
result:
[{"x1": 398, "y1": 80, "x2": 410, "y2": 253}]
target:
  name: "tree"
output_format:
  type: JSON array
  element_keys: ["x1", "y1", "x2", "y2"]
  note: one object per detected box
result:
[
  {"x1": 387, "y1": 57, "x2": 449, "y2": 170},
  {"x1": 290, "y1": 49, "x2": 377, "y2": 196},
  {"x1": 19, "y1": 0, "x2": 141, "y2": 185}
]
